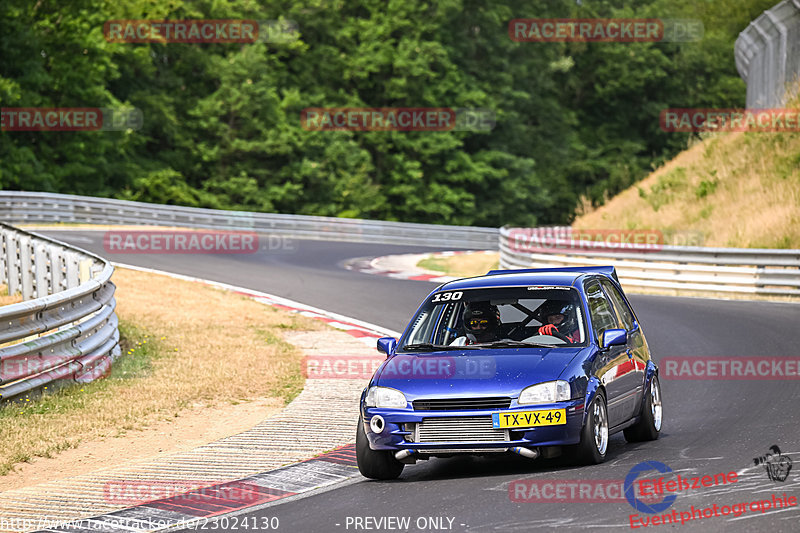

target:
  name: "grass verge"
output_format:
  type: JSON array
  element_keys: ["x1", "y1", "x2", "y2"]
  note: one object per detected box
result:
[
  {"x1": 574, "y1": 129, "x2": 800, "y2": 248},
  {"x1": 417, "y1": 252, "x2": 499, "y2": 278},
  {"x1": 0, "y1": 267, "x2": 324, "y2": 476}
]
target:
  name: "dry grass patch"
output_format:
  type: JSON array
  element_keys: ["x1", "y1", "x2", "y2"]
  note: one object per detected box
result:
[
  {"x1": 574, "y1": 130, "x2": 800, "y2": 248},
  {"x1": 418, "y1": 252, "x2": 499, "y2": 278},
  {"x1": 0, "y1": 285, "x2": 22, "y2": 306},
  {"x1": 0, "y1": 267, "x2": 324, "y2": 476}
]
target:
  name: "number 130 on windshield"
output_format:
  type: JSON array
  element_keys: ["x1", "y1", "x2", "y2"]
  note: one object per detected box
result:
[{"x1": 431, "y1": 291, "x2": 463, "y2": 303}]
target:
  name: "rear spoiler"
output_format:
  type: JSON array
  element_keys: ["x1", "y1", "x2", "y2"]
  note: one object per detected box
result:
[{"x1": 486, "y1": 266, "x2": 619, "y2": 284}]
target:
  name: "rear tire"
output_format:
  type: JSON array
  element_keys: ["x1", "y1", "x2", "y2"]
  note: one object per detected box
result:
[
  {"x1": 624, "y1": 375, "x2": 662, "y2": 443},
  {"x1": 356, "y1": 415, "x2": 404, "y2": 480},
  {"x1": 572, "y1": 390, "x2": 608, "y2": 465}
]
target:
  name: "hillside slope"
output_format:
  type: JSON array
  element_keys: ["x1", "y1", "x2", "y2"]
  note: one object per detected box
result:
[{"x1": 573, "y1": 131, "x2": 800, "y2": 249}]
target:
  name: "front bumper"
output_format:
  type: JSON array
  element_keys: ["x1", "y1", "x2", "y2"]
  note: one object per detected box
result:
[{"x1": 362, "y1": 399, "x2": 585, "y2": 453}]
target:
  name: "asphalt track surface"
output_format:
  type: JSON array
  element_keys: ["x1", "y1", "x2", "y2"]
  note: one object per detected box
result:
[{"x1": 42, "y1": 230, "x2": 800, "y2": 533}]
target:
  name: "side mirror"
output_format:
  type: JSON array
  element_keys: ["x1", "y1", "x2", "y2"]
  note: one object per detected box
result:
[
  {"x1": 377, "y1": 337, "x2": 398, "y2": 357},
  {"x1": 601, "y1": 329, "x2": 627, "y2": 349}
]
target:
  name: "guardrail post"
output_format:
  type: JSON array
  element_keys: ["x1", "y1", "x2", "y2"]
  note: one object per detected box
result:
[
  {"x1": 0, "y1": 231, "x2": 7, "y2": 287},
  {"x1": 50, "y1": 246, "x2": 65, "y2": 294},
  {"x1": 65, "y1": 252, "x2": 80, "y2": 289},
  {"x1": 19, "y1": 236, "x2": 34, "y2": 300},
  {"x1": 34, "y1": 242, "x2": 49, "y2": 298},
  {"x1": 79, "y1": 259, "x2": 92, "y2": 284},
  {"x1": 5, "y1": 233, "x2": 20, "y2": 296}
]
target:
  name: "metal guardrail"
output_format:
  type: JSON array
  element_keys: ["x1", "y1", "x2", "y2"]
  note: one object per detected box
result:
[
  {"x1": 499, "y1": 227, "x2": 800, "y2": 297},
  {"x1": 2, "y1": 192, "x2": 799, "y2": 299},
  {"x1": 0, "y1": 191, "x2": 500, "y2": 250},
  {"x1": 0, "y1": 222, "x2": 120, "y2": 400},
  {"x1": 735, "y1": 0, "x2": 800, "y2": 108}
]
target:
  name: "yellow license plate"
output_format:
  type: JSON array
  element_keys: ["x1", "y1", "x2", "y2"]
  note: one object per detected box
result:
[{"x1": 492, "y1": 409, "x2": 566, "y2": 429}]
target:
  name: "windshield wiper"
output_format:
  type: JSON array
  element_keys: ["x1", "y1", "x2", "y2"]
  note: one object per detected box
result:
[
  {"x1": 481, "y1": 340, "x2": 557, "y2": 349},
  {"x1": 401, "y1": 343, "x2": 478, "y2": 351}
]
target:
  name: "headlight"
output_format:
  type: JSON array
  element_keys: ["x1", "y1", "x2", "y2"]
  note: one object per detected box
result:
[
  {"x1": 365, "y1": 386, "x2": 407, "y2": 408},
  {"x1": 518, "y1": 380, "x2": 571, "y2": 405}
]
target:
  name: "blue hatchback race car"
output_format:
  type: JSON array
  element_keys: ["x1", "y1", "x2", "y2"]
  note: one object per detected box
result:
[{"x1": 356, "y1": 266, "x2": 662, "y2": 480}]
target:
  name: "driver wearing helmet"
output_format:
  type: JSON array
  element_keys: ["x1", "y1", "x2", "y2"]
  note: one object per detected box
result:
[
  {"x1": 536, "y1": 300, "x2": 580, "y2": 343},
  {"x1": 450, "y1": 301, "x2": 502, "y2": 345}
]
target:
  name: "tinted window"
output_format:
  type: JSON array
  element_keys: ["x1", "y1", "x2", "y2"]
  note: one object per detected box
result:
[
  {"x1": 585, "y1": 281, "x2": 619, "y2": 339},
  {"x1": 600, "y1": 279, "x2": 635, "y2": 330}
]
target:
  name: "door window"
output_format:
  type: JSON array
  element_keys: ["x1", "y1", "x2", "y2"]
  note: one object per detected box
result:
[
  {"x1": 600, "y1": 279, "x2": 635, "y2": 330},
  {"x1": 585, "y1": 280, "x2": 620, "y2": 340}
]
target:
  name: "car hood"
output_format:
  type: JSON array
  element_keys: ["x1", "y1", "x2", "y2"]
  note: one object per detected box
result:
[{"x1": 373, "y1": 347, "x2": 587, "y2": 399}]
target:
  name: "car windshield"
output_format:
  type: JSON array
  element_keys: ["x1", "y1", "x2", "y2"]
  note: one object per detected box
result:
[{"x1": 399, "y1": 286, "x2": 587, "y2": 351}]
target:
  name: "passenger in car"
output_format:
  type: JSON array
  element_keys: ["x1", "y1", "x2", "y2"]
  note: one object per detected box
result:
[{"x1": 450, "y1": 301, "x2": 502, "y2": 345}]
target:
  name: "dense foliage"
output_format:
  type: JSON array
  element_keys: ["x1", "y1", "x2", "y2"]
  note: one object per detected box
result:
[{"x1": 0, "y1": 0, "x2": 778, "y2": 226}]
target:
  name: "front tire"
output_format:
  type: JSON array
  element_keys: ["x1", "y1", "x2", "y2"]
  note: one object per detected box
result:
[
  {"x1": 624, "y1": 374, "x2": 662, "y2": 442},
  {"x1": 573, "y1": 390, "x2": 609, "y2": 465},
  {"x1": 356, "y1": 415, "x2": 404, "y2": 480}
]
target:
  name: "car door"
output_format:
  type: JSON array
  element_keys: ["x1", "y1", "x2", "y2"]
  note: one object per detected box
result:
[
  {"x1": 600, "y1": 278, "x2": 647, "y2": 423},
  {"x1": 584, "y1": 279, "x2": 628, "y2": 428}
]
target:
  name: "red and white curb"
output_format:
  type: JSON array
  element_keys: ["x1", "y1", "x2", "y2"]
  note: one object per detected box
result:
[
  {"x1": 32, "y1": 445, "x2": 358, "y2": 533},
  {"x1": 344, "y1": 250, "x2": 493, "y2": 283}
]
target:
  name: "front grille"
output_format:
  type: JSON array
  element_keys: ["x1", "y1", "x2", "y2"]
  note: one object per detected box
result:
[
  {"x1": 417, "y1": 416, "x2": 508, "y2": 443},
  {"x1": 413, "y1": 397, "x2": 512, "y2": 411}
]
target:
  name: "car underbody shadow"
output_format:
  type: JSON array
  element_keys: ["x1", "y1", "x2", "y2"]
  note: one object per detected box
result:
[{"x1": 391, "y1": 434, "x2": 633, "y2": 482}]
